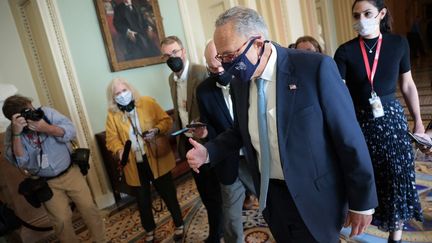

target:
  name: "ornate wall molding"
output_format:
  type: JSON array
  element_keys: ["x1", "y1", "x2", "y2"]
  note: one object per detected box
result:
[
  {"x1": 15, "y1": 0, "x2": 54, "y2": 107},
  {"x1": 9, "y1": 0, "x2": 114, "y2": 208}
]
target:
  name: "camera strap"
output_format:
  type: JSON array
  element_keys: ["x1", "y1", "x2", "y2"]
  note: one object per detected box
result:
[
  {"x1": 11, "y1": 131, "x2": 44, "y2": 176},
  {"x1": 127, "y1": 112, "x2": 145, "y2": 157}
]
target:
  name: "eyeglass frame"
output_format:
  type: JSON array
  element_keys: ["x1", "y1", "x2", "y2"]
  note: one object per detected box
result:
[
  {"x1": 161, "y1": 48, "x2": 183, "y2": 60},
  {"x1": 215, "y1": 36, "x2": 260, "y2": 64}
]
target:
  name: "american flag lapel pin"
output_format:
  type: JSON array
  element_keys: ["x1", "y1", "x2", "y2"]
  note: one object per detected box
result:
[{"x1": 289, "y1": 84, "x2": 297, "y2": 90}]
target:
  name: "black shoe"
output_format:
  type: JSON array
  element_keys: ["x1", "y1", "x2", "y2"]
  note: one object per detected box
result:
[{"x1": 173, "y1": 226, "x2": 184, "y2": 242}]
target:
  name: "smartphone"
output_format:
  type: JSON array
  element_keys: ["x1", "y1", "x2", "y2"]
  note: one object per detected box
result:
[
  {"x1": 186, "y1": 123, "x2": 207, "y2": 128},
  {"x1": 408, "y1": 132, "x2": 432, "y2": 148},
  {"x1": 170, "y1": 127, "x2": 189, "y2": 136}
]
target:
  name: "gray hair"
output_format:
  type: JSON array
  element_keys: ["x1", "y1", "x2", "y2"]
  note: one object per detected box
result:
[{"x1": 215, "y1": 6, "x2": 269, "y2": 39}]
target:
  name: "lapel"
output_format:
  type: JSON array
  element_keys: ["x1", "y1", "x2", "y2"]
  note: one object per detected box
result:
[
  {"x1": 169, "y1": 74, "x2": 178, "y2": 109},
  {"x1": 212, "y1": 85, "x2": 233, "y2": 124},
  {"x1": 235, "y1": 78, "x2": 250, "y2": 132},
  {"x1": 124, "y1": 4, "x2": 134, "y2": 23},
  {"x1": 274, "y1": 45, "x2": 297, "y2": 150},
  {"x1": 186, "y1": 66, "x2": 195, "y2": 118}
]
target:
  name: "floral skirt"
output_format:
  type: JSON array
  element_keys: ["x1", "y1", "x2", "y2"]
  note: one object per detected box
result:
[{"x1": 356, "y1": 100, "x2": 423, "y2": 232}]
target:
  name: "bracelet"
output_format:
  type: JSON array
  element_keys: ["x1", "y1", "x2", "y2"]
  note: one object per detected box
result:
[{"x1": 13, "y1": 133, "x2": 21, "y2": 137}]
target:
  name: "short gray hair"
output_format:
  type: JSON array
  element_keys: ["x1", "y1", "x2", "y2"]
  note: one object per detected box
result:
[{"x1": 215, "y1": 6, "x2": 269, "y2": 39}]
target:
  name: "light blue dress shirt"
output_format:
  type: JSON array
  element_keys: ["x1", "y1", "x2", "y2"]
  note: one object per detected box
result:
[{"x1": 4, "y1": 107, "x2": 76, "y2": 177}]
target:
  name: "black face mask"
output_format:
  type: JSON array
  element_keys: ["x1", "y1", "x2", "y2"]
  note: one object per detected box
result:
[
  {"x1": 117, "y1": 100, "x2": 135, "y2": 112},
  {"x1": 210, "y1": 71, "x2": 233, "y2": 86},
  {"x1": 167, "y1": 57, "x2": 183, "y2": 72}
]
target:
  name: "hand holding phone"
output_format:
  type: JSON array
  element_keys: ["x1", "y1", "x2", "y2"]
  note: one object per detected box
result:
[
  {"x1": 187, "y1": 122, "x2": 207, "y2": 138},
  {"x1": 408, "y1": 132, "x2": 432, "y2": 148}
]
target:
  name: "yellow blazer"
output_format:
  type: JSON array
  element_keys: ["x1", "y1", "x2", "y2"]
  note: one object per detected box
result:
[{"x1": 105, "y1": 96, "x2": 176, "y2": 186}]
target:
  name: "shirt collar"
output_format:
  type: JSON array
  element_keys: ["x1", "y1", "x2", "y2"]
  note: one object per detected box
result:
[
  {"x1": 173, "y1": 59, "x2": 189, "y2": 82},
  {"x1": 216, "y1": 82, "x2": 230, "y2": 90},
  {"x1": 258, "y1": 43, "x2": 277, "y2": 82}
]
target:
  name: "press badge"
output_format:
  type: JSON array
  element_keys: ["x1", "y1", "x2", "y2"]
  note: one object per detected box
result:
[
  {"x1": 369, "y1": 92, "x2": 384, "y2": 118},
  {"x1": 135, "y1": 150, "x2": 143, "y2": 163},
  {"x1": 37, "y1": 154, "x2": 50, "y2": 169}
]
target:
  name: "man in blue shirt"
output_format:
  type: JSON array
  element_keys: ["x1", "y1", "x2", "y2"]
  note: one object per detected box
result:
[{"x1": 3, "y1": 95, "x2": 105, "y2": 243}]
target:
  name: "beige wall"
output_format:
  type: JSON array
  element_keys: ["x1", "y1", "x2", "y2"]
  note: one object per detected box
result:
[{"x1": 0, "y1": 1, "x2": 40, "y2": 107}]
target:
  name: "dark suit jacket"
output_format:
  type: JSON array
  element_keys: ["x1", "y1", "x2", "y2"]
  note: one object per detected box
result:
[
  {"x1": 205, "y1": 45, "x2": 378, "y2": 243},
  {"x1": 168, "y1": 63, "x2": 208, "y2": 159},
  {"x1": 113, "y1": 3, "x2": 148, "y2": 35},
  {"x1": 196, "y1": 76, "x2": 239, "y2": 185}
]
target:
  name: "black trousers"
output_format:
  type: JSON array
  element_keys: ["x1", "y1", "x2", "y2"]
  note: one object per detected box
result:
[
  {"x1": 262, "y1": 179, "x2": 318, "y2": 243},
  {"x1": 185, "y1": 140, "x2": 223, "y2": 242},
  {"x1": 192, "y1": 168, "x2": 223, "y2": 242},
  {"x1": 133, "y1": 160, "x2": 183, "y2": 232}
]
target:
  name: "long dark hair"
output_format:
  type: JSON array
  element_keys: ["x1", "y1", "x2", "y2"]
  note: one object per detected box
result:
[{"x1": 352, "y1": 0, "x2": 392, "y2": 33}]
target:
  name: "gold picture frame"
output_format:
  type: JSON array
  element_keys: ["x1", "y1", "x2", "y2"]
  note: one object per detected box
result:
[{"x1": 94, "y1": 0, "x2": 165, "y2": 71}]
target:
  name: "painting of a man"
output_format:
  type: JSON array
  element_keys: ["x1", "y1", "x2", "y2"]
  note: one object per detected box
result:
[{"x1": 112, "y1": 0, "x2": 161, "y2": 61}]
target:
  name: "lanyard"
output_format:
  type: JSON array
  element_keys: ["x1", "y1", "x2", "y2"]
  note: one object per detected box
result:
[{"x1": 359, "y1": 34, "x2": 382, "y2": 92}]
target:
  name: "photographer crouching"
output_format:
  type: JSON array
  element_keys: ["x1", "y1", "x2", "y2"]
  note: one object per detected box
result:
[{"x1": 2, "y1": 95, "x2": 105, "y2": 243}]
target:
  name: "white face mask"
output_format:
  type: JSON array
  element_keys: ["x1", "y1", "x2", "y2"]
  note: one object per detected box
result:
[
  {"x1": 353, "y1": 18, "x2": 380, "y2": 37},
  {"x1": 115, "y1": 90, "x2": 133, "y2": 106}
]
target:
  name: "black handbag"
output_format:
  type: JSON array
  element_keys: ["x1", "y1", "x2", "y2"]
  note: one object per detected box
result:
[{"x1": 18, "y1": 177, "x2": 53, "y2": 208}]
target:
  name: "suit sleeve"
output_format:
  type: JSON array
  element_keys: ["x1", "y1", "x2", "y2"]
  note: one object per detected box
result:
[
  {"x1": 333, "y1": 45, "x2": 347, "y2": 80},
  {"x1": 204, "y1": 82, "x2": 243, "y2": 166},
  {"x1": 196, "y1": 84, "x2": 217, "y2": 140},
  {"x1": 148, "y1": 97, "x2": 173, "y2": 134},
  {"x1": 318, "y1": 56, "x2": 378, "y2": 211},
  {"x1": 105, "y1": 112, "x2": 124, "y2": 156}
]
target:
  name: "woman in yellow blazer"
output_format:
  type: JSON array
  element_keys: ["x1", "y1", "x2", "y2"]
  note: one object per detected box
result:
[{"x1": 105, "y1": 78, "x2": 184, "y2": 243}]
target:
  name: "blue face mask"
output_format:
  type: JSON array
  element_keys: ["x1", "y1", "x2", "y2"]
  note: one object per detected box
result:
[{"x1": 222, "y1": 38, "x2": 264, "y2": 82}]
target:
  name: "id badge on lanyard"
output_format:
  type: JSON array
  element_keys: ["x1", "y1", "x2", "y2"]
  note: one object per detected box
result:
[
  {"x1": 360, "y1": 34, "x2": 384, "y2": 118},
  {"x1": 369, "y1": 91, "x2": 384, "y2": 118}
]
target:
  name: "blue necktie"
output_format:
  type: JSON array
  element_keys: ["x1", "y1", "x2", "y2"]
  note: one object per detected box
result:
[{"x1": 256, "y1": 78, "x2": 271, "y2": 212}]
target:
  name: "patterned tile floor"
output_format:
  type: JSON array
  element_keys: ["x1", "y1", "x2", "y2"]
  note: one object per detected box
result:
[{"x1": 38, "y1": 161, "x2": 431, "y2": 243}]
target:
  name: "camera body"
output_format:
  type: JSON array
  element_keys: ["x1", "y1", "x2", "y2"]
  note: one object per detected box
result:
[
  {"x1": 71, "y1": 148, "x2": 90, "y2": 175},
  {"x1": 20, "y1": 108, "x2": 44, "y2": 121}
]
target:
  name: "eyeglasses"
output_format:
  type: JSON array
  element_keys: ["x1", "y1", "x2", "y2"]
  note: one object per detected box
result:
[
  {"x1": 215, "y1": 37, "x2": 258, "y2": 63},
  {"x1": 161, "y1": 48, "x2": 183, "y2": 60}
]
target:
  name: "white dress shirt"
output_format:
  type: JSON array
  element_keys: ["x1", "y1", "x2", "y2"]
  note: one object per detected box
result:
[
  {"x1": 173, "y1": 60, "x2": 190, "y2": 127},
  {"x1": 248, "y1": 44, "x2": 284, "y2": 180},
  {"x1": 216, "y1": 82, "x2": 243, "y2": 156}
]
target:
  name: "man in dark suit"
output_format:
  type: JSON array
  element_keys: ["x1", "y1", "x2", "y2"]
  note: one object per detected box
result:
[
  {"x1": 187, "y1": 7, "x2": 378, "y2": 243},
  {"x1": 113, "y1": 0, "x2": 160, "y2": 60},
  {"x1": 160, "y1": 36, "x2": 223, "y2": 242},
  {"x1": 195, "y1": 40, "x2": 255, "y2": 243}
]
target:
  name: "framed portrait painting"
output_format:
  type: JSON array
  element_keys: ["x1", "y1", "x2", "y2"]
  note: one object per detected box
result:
[{"x1": 94, "y1": 0, "x2": 165, "y2": 71}]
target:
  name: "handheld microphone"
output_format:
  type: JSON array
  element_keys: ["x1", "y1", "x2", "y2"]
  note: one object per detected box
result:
[{"x1": 120, "y1": 140, "x2": 132, "y2": 166}]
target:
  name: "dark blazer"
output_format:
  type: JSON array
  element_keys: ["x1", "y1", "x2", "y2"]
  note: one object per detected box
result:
[
  {"x1": 168, "y1": 63, "x2": 208, "y2": 159},
  {"x1": 205, "y1": 45, "x2": 378, "y2": 243},
  {"x1": 113, "y1": 3, "x2": 148, "y2": 35},
  {"x1": 196, "y1": 76, "x2": 239, "y2": 185}
]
